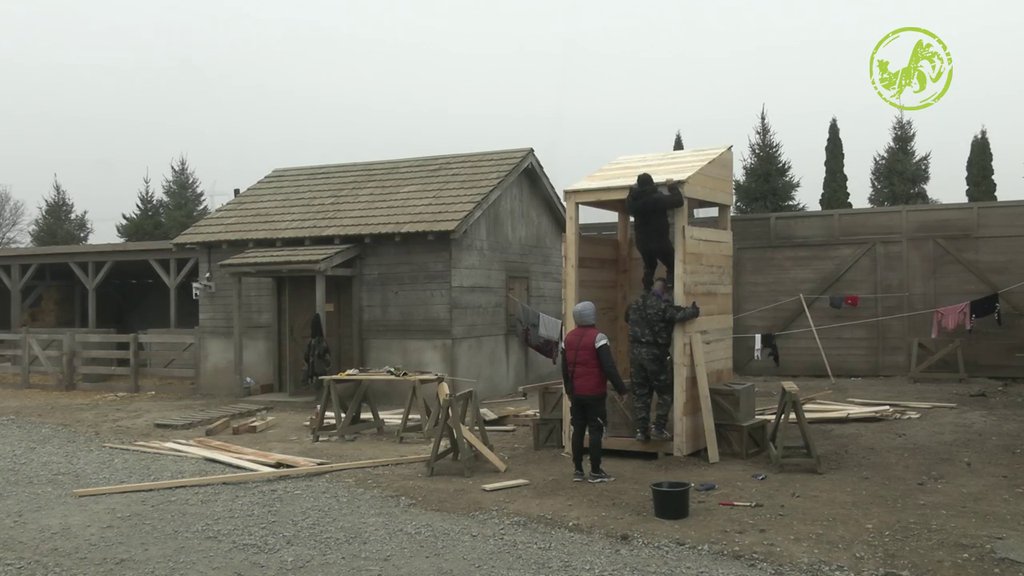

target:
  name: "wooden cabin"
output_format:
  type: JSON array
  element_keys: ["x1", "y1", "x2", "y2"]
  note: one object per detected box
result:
[{"x1": 562, "y1": 147, "x2": 734, "y2": 457}]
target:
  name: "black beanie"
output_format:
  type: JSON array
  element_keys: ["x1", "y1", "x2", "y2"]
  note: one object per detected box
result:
[{"x1": 636, "y1": 173, "x2": 655, "y2": 188}]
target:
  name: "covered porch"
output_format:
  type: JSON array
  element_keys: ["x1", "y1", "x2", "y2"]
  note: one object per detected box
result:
[{"x1": 219, "y1": 245, "x2": 362, "y2": 395}]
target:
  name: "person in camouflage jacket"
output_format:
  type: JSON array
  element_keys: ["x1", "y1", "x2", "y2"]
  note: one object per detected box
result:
[{"x1": 625, "y1": 278, "x2": 700, "y2": 441}]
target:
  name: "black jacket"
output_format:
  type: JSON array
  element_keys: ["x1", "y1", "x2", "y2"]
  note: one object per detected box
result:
[{"x1": 626, "y1": 182, "x2": 684, "y2": 250}]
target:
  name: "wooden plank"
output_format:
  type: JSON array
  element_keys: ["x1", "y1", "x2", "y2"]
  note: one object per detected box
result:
[
  {"x1": 73, "y1": 454, "x2": 431, "y2": 497},
  {"x1": 247, "y1": 417, "x2": 276, "y2": 433},
  {"x1": 205, "y1": 417, "x2": 231, "y2": 436},
  {"x1": 800, "y1": 294, "x2": 835, "y2": 384},
  {"x1": 481, "y1": 479, "x2": 530, "y2": 492},
  {"x1": 142, "y1": 368, "x2": 195, "y2": 378},
  {"x1": 460, "y1": 425, "x2": 508, "y2": 472},
  {"x1": 845, "y1": 398, "x2": 957, "y2": 409},
  {"x1": 158, "y1": 442, "x2": 275, "y2": 471},
  {"x1": 102, "y1": 443, "x2": 203, "y2": 459},
  {"x1": 138, "y1": 334, "x2": 198, "y2": 344},
  {"x1": 77, "y1": 366, "x2": 132, "y2": 376},
  {"x1": 691, "y1": 335, "x2": 719, "y2": 463},
  {"x1": 232, "y1": 417, "x2": 257, "y2": 434},
  {"x1": 687, "y1": 226, "x2": 732, "y2": 243},
  {"x1": 171, "y1": 440, "x2": 280, "y2": 466},
  {"x1": 191, "y1": 438, "x2": 322, "y2": 468},
  {"x1": 75, "y1": 334, "x2": 132, "y2": 344}
]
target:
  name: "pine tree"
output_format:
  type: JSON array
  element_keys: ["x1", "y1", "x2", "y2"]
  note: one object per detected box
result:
[
  {"x1": 965, "y1": 127, "x2": 997, "y2": 202},
  {"x1": 161, "y1": 155, "x2": 209, "y2": 238},
  {"x1": 819, "y1": 117, "x2": 852, "y2": 210},
  {"x1": 673, "y1": 130, "x2": 684, "y2": 151},
  {"x1": 868, "y1": 114, "x2": 932, "y2": 207},
  {"x1": 29, "y1": 175, "x2": 93, "y2": 246},
  {"x1": 116, "y1": 173, "x2": 167, "y2": 241},
  {"x1": 733, "y1": 106, "x2": 805, "y2": 214}
]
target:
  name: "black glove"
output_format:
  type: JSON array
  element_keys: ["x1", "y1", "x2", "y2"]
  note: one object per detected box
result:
[{"x1": 689, "y1": 301, "x2": 701, "y2": 320}]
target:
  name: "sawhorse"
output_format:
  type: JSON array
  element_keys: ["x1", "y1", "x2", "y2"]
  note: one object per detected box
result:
[
  {"x1": 427, "y1": 382, "x2": 507, "y2": 477},
  {"x1": 767, "y1": 381, "x2": 823, "y2": 473}
]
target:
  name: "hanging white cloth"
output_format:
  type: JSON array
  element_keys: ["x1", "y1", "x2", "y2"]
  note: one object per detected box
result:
[
  {"x1": 754, "y1": 334, "x2": 762, "y2": 360},
  {"x1": 538, "y1": 313, "x2": 562, "y2": 341}
]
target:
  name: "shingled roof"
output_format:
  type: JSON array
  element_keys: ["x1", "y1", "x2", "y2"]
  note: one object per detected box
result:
[{"x1": 174, "y1": 148, "x2": 560, "y2": 245}]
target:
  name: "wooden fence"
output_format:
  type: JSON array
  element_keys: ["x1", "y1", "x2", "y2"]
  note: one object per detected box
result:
[{"x1": 0, "y1": 329, "x2": 198, "y2": 391}]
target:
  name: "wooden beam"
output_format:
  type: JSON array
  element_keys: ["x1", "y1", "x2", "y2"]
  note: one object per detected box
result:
[
  {"x1": 481, "y1": 479, "x2": 529, "y2": 492},
  {"x1": 93, "y1": 261, "x2": 114, "y2": 287},
  {"x1": 800, "y1": 294, "x2": 835, "y2": 383},
  {"x1": 0, "y1": 266, "x2": 11, "y2": 291},
  {"x1": 149, "y1": 259, "x2": 171, "y2": 286},
  {"x1": 191, "y1": 437, "x2": 322, "y2": 468},
  {"x1": 72, "y1": 454, "x2": 431, "y2": 497},
  {"x1": 174, "y1": 258, "x2": 198, "y2": 285},
  {"x1": 68, "y1": 262, "x2": 90, "y2": 287},
  {"x1": 691, "y1": 335, "x2": 719, "y2": 463},
  {"x1": 934, "y1": 238, "x2": 1021, "y2": 313},
  {"x1": 160, "y1": 442, "x2": 275, "y2": 471},
  {"x1": 22, "y1": 263, "x2": 39, "y2": 286},
  {"x1": 169, "y1": 258, "x2": 178, "y2": 329},
  {"x1": 102, "y1": 444, "x2": 204, "y2": 459},
  {"x1": 233, "y1": 275, "x2": 243, "y2": 391},
  {"x1": 87, "y1": 261, "x2": 97, "y2": 329},
  {"x1": 562, "y1": 200, "x2": 579, "y2": 449},
  {"x1": 315, "y1": 272, "x2": 326, "y2": 339},
  {"x1": 672, "y1": 195, "x2": 691, "y2": 455},
  {"x1": 351, "y1": 259, "x2": 362, "y2": 367},
  {"x1": 9, "y1": 265, "x2": 21, "y2": 328},
  {"x1": 460, "y1": 425, "x2": 508, "y2": 472},
  {"x1": 615, "y1": 210, "x2": 631, "y2": 371}
]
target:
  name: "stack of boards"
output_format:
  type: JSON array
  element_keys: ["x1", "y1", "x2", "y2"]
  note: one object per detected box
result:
[
  {"x1": 103, "y1": 438, "x2": 326, "y2": 471},
  {"x1": 755, "y1": 397, "x2": 956, "y2": 423}
]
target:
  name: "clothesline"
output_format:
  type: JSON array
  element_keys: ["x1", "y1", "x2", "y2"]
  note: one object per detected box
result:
[
  {"x1": 732, "y1": 292, "x2": 909, "y2": 319},
  {"x1": 732, "y1": 278, "x2": 1024, "y2": 338}
]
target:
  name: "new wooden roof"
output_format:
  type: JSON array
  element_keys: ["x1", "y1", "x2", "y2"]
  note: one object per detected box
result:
[
  {"x1": 175, "y1": 148, "x2": 561, "y2": 245},
  {"x1": 566, "y1": 147, "x2": 732, "y2": 192}
]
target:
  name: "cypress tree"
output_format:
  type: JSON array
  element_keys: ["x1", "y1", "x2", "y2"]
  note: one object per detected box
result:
[
  {"x1": 820, "y1": 117, "x2": 852, "y2": 210},
  {"x1": 965, "y1": 127, "x2": 997, "y2": 202}
]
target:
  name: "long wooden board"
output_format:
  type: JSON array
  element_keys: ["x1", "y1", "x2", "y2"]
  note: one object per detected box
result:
[
  {"x1": 159, "y1": 442, "x2": 275, "y2": 471},
  {"x1": 191, "y1": 438, "x2": 322, "y2": 468},
  {"x1": 73, "y1": 455, "x2": 432, "y2": 497},
  {"x1": 691, "y1": 334, "x2": 720, "y2": 463},
  {"x1": 102, "y1": 443, "x2": 202, "y2": 459},
  {"x1": 845, "y1": 398, "x2": 957, "y2": 409},
  {"x1": 460, "y1": 425, "x2": 508, "y2": 473}
]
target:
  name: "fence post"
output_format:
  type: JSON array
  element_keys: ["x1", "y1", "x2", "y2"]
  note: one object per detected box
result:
[
  {"x1": 129, "y1": 333, "x2": 140, "y2": 393},
  {"x1": 20, "y1": 327, "x2": 29, "y2": 388},
  {"x1": 62, "y1": 332, "x2": 75, "y2": 391}
]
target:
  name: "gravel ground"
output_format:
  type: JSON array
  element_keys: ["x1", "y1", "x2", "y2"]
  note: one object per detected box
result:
[{"x1": 0, "y1": 415, "x2": 853, "y2": 576}]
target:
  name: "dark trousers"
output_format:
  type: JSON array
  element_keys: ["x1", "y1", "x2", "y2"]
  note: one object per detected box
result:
[
  {"x1": 570, "y1": 394, "x2": 607, "y2": 473},
  {"x1": 639, "y1": 242, "x2": 674, "y2": 291}
]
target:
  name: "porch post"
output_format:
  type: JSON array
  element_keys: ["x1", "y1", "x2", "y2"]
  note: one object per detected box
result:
[
  {"x1": 233, "y1": 275, "x2": 243, "y2": 390},
  {"x1": 169, "y1": 258, "x2": 178, "y2": 329},
  {"x1": 8, "y1": 265, "x2": 22, "y2": 329},
  {"x1": 315, "y1": 272, "x2": 326, "y2": 339}
]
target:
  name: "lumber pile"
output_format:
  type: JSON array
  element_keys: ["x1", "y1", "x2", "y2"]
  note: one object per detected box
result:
[
  {"x1": 755, "y1": 398, "x2": 927, "y2": 422},
  {"x1": 105, "y1": 438, "x2": 326, "y2": 470},
  {"x1": 304, "y1": 408, "x2": 518, "y2": 432}
]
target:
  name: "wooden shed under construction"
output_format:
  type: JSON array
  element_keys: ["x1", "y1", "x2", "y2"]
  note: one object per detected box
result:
[{"x1": 562, "y1": 146, "x2": 734, "y2": 457}]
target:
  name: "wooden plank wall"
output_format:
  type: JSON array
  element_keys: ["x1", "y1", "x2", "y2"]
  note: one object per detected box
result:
[
  {"x1": 359, "y1": 239, "x2": 452, "y2": 340},
  {"x1": 733, "y1": 201, "x2": 1024, "y2": 378}
]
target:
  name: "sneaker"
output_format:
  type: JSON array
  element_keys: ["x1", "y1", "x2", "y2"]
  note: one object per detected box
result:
[
  {"x1": 588, "y1": 469, "x2": 615, "y2": 483},
  {"x1": 634, "y1": 429, "x2": 650, "y2": 442},
  {"x1": 651, "y1": 427, "x2": 673, "y2": 441},
  {"x1": 572, "y1": 470, "x2": 585, "y2": 482}
]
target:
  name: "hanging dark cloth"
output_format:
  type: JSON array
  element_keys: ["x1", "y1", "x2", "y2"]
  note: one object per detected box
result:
[
  {"x1": 760, "y1": 333, "x2": 780, "y2": 367},
  {"x1": 828, "y1": 296, "x2": 844, "y2": 309},
  {"x1": 969, "y1": 293, "x2": 1001, "y2": 331},
  {"x1": 518, "y1": 302, "x2": 558, "y2": 363},
  {"x1": 303, "y1": 313, "x2": 331, "y2": 392}
]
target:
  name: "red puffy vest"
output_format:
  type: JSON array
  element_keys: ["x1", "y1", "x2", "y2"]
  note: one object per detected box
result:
[{"x1": 564, "y1": 326, "x2": 606, "y2": 397}]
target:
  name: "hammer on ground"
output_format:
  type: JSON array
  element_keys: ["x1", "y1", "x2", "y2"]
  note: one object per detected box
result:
[{"x1": 719, "y1": 501, "x2": 762, "y2": 508}]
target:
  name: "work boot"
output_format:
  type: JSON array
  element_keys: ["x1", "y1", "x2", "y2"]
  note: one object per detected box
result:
[
  {"x1": 588, "y1": 469, "x2": 615, "y2": 483},
  {"x1": 651, "y1": 427, "x2": 672, "y2": 441},
  {"x1": 635, "y1": 428, "x2": 650, "y2": 442},
  {"x1": 572, "y1": 469, "x2": 585, "y2": 482}
]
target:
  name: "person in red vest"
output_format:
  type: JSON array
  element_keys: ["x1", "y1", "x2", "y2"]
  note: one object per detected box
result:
[{"x1": 561, "y1": 301, "x2": 629, "y2": 483}]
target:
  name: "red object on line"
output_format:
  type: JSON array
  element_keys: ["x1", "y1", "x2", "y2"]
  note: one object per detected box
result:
[{"x1": 844, "y1": 295, "x2": 860, "y2": 307}]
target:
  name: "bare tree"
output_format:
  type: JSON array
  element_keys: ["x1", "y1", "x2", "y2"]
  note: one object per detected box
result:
[{"x1": 0, "y1": 185, "x2": 27, "y2": 248}]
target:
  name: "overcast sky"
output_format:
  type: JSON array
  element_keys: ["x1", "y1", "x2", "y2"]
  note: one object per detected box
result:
[{"x1": 1, "y1": 1, "x2": 1020, "y2": 242}]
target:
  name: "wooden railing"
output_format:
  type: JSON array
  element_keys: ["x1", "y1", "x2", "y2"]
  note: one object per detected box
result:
[{"x1": 0, "y1": 329, "x2": 198, "y2": 391}]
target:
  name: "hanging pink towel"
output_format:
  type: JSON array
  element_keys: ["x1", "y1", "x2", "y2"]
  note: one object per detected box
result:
[{"x1": 931, "y1": 302, "x2": 969, "y2": 338}]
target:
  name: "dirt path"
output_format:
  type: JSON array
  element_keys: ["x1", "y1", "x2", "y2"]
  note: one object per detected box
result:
[{"x1": 1, "y1": 376, "x2": 1022, "y2": 575}]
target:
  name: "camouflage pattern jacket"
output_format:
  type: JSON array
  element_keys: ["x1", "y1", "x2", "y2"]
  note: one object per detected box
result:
[{"x1": 625, "y1": 293, "x2": 700, "y2": 348}]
